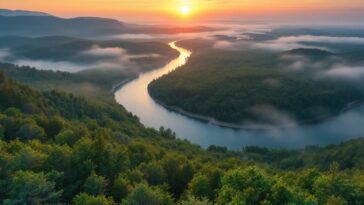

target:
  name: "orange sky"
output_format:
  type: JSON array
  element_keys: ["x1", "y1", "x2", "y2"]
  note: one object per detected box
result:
[{"x1": 1, "y1": 0, "x2": 363, "y2": 22}]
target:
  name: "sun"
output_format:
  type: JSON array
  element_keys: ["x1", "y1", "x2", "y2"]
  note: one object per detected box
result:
[{"x1": 180, "y1": 6, "x2": 190, "y2": 16}]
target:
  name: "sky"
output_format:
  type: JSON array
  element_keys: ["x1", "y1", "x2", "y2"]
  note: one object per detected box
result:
[{"x1": 1, "y1": 0, "x2": 364, "y2": 23}]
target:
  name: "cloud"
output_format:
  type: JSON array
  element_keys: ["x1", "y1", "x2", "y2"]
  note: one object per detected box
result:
[
  {"x1": 112, "y1": 34, "x2": 155, "y2": 39},
  {"x1": 0, "y1": 49, "x2": 10, "y2": 60},
  {"x1": 0, "y1": 44, "x2": 165, "y2": 73},
  {"x1": 276, "y1": 35, "x2": 364, "y2": 44},
  {"x1": 242, "y1": 104, "x2": 297, "y2": 128},
  {"x1": 321, "y1": 65, "x2": 364, "y2": 79},
  {"x1": 262, "y1": 78, "x2": 281, "y2": 87},
  {"x1": 280, "y1": 54, "x2": 331, "y2": 71},
  {"x1": 211, "y1": 31, "x2": 363, "y2": 51},
  {"x1": 84, "y1": 45, "x2": 161, "y2": 60},
  {"x1": 253, "y1": 35, "x2": 364, "y2": 51},
  {"x1": 11, "y1": 59, "x2": 94, "y2": 73},
  {"x1": 279, "y1": 51, "x2": 364, "y2": 80},
  {"x1": 83, "y1": 45, "x2": 127, "y2": 58},
  {"x1": 213, "y1": 41, "x2": 234, "y2": 49},
  {"x1": 254, "y1": 40, "x2": 317, "y2": 51},
  {"x1": 0, "y1": 46, "x2": 128, "y2": 73}
]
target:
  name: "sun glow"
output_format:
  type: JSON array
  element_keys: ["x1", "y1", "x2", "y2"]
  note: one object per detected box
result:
[{"x1": 180, "y1": 6, "x2": 190, "y2": 16}]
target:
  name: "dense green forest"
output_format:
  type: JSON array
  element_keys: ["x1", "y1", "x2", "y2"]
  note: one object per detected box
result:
[
  {"x1": 0, "y1": 62, "x2": 135, "y2": 103},
  {"x1": 149, "y1": 40, "x2": 364, "y2": 126},
  {"x1": 1, "y1": 64, "x2": 364, "y2": 204}
]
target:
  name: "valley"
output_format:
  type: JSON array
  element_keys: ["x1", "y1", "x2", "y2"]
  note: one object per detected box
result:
[{"x1": 0, "y1": 6, "x2": 364, "y2": 204}]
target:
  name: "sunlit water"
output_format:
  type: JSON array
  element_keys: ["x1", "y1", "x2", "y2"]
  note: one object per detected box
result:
[{"x1": 115, "y1": 42, "x2": 364, "y2": 149}]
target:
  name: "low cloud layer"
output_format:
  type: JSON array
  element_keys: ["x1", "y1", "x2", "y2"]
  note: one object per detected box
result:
[
  {"x1": 83, "y1": 45, "x2": 127, "y2": 58},
  {"x1": 0, "y1": 45, "x2": 163, "y2": 73},
  {"x1": 280, "y1": 52, "x2": 364, "y2": 80},
  {"x1": 83, "y1": 45, "x2": 161, "y2": 62},
  {"x1": 321, "y1": 65, "x2": 364, "y2": 79},
  {"x1": 211, "y1": 33, "x2": 364, "y2": 52},
  {"x1": 242, "y1": 104, "x2": 297, "y2": 129},
  {"x1": 254, "y1": 35, "x2": 364, "y2": 51},
  {"x1": 276, "y1": 35, "x2": 364, "y2": 45},
  {"x1": 213, "y1": 41, "x2": 235, "y2": 49}
]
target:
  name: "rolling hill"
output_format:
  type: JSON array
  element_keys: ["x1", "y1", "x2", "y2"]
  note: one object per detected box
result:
[
  {"x1": 0, "y1": 14, "x2": 215, "y2": 37},
  {"x1": 0, "y1": 8, "x2": 50, "y2": 16}
]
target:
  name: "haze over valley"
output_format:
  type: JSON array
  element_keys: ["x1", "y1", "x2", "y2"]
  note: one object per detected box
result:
[{"x1": 1, "y1": 3, "x2": 364, "y2": 205}]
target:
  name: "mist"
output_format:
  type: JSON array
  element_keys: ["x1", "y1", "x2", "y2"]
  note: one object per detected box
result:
[{"x1": 0, "y1": 44, "x2": 166, "y2": 74}]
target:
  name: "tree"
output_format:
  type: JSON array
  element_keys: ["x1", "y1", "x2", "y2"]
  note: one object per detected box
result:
[
  {"x1": 55, "y1": 129, "x2": 78, "y2": 146},
  {"x1": 46, "y1": 116, "x2": 64, "y2": 138},
  {"x1": 83, "y1": 171, "x2": 107, "y2": 195},
  {"x1": 3, "y1": 171, "x2": 62, "y2": 204},
  {"x1": 0, "y1": 71, "x2": 5, "y2": 83},
  {"x1": 16, "y1": 123, "x2": 46, "y2": 141},
  {"x1": 111, "y1": 175, "x2": 130, "y2": 202},
  {"x1": 161, "y1": 154, "x2": 194, "y2": 198},
  {"x1": 216, "y1": 167, "x2": 274, "y2": 205},
  {"x1": 11, "y1": 144, "x2": 47, "y2": 171},
  {"x1": 159, "y1": 127, "x2": 176, "y2": 139},
  {"x1": 4, "y1": 107, "x2": 21, "y2": 117},
  {"x1": 123, "y1": 184, "x2": 174, "y2": 205},
  {"x1": 196, "y1": 168, "x2": 223, "y2": 200},
  {"x1": 207, "y1": 145, "x2": 227, "y2": 153},
  {"x1": 128, "y1": 142, "x2": 153, "y2": 168},
  {"x1": 313, "y1": 162, "x2": 363, "y2": 204},
  {"x1": 325, "y1": 196, "x2": 348, "y2": 205},
  {"x1": 270, "y1": 180, "x2": 295, "y2": 205},
  {"x1": 178, "y1": 196, "x2": 212, "y2": 205},
  {"x1": 297, "y1": 168, "x2": 321, "y2": 192},
  {"x1": 73, "y1": 193, "x2": 114, "y2": 205},
  {"x1": 139, "y1": 162, "x2": 165, "y2": 185},
  {"x1": 189, "y1": 175, "x2": 210, "y2": 199},
  {"x1": 0, "y1": 124, "x2": 4, "y2": 140}
]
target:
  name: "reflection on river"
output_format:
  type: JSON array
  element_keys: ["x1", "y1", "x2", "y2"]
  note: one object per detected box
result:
[{"x1": 115, "y1": 41, "x2": 364, "y2": 149}]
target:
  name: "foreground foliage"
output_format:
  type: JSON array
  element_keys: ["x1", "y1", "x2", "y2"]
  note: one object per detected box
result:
[{"x1": 0, "y1": 71, "x2": 364, "y2": 204}]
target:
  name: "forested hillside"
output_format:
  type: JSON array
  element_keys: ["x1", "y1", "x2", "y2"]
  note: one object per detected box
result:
[
  {"x1": 1, "y1": 68, "x2": 364, "y2": 204},
  {"x1": 149, "y1": 39, "x2": 364, "y2": 127}
]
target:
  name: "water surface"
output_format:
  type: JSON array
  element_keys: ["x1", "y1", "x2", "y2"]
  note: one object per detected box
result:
[{"x1": 115, "y1": 42, "x2": 364, "y2": 149}]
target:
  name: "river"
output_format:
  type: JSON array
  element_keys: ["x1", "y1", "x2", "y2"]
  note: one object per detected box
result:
[{"x1": 114, "y1": 41, "x2": 364, "y2": 149}]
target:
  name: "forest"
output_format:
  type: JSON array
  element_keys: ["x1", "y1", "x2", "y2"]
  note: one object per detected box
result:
[
  {"x1": 149, "y1": 39, "x2": 364, "y2": 126},
  {"x1": 1, "y1": 65, "x2": 364, "y2": 204}
]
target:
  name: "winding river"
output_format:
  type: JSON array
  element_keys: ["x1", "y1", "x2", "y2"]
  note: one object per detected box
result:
[{"x1": 115, "y1": 41, "x2": 364, "y2": 149}]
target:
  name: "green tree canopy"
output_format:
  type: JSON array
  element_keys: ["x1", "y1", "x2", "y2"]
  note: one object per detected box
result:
[
  {"x1": 123, "y1": 184, "x2": 174, "y2": 205},
  {"x1": 3, "y1": 170, "x2": 62, "y2": 205}
]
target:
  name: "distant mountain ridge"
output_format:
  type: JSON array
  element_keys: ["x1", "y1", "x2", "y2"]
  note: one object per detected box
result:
[
  {"x1": 0, "y1": 15, "x2": 130, "y2": 36},
  {"x1": 0, "y1": 11, "x2": 215, "y2": 37},
  {"x1": 0, "y1": 8, "x2": 50, "y2": 16}
]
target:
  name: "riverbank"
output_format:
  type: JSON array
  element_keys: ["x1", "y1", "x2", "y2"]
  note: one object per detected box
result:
[
  {"x1": 111, "y1": 77, "x2": 136, "y2": 93},
  {"x1": 148, "y1": 86, "x2": 364, "y2": 131},
  {"x1": 147, "y1": 90, "x2": 297, "y2": 131}
]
